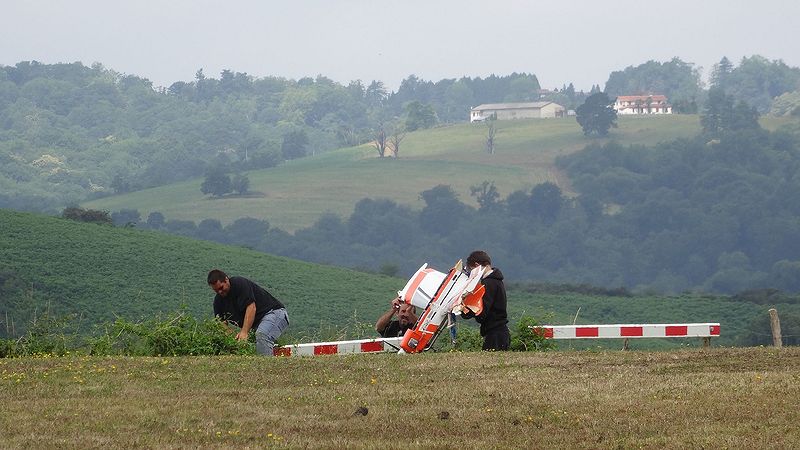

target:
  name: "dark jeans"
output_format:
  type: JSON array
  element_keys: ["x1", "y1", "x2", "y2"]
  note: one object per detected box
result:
[{"x1": 482, "y1": 326, "x2": 510, "y2": 351}]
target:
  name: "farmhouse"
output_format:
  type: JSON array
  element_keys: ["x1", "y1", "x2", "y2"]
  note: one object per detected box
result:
[
  {"x1": 614, "y1": 94, "x2": 673, "y2": 115},
  {"x1": 470, "y1": 101, "x2": 565, "y2": 122}
]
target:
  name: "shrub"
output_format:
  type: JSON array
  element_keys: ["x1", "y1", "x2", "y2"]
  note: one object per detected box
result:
[{"x1": 511, "y1": 314, "x2": 557, "y2": 352}]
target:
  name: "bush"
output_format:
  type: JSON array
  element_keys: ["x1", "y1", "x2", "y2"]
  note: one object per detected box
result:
[
  {"x1": 88, "y1": 313, "x2": 253, "y2": 356},
  {"x1": 511, "y1": 314, "x2": 557, "y2": 352},
  {"x1": 2, "y1": 311, "x2": 254, "y2": 357},
  {"x1": 0, "y1": 338, "x2": 15, "y2": 358}
]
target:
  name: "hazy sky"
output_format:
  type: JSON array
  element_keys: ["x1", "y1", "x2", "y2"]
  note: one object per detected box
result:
[{"x1": 3, "y1": 1, "x2": 799, "y2": 92}]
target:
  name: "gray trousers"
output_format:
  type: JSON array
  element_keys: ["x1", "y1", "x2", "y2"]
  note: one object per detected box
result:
[{"x1": 255, "y1": 308, "x2": 289, "y2": 356}]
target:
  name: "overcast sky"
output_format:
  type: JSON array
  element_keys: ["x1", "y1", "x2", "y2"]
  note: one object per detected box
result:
[{"x1": 3, "y1": 1, "x2": 799, "y2": 92}]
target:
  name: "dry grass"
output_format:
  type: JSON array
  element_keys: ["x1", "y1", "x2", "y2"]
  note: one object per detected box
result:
[{"x1": 1, "y1": 347, "x2": 798, "y2": 449}]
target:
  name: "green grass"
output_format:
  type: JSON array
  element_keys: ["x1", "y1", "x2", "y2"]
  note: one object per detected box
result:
[
  {"x1": 3, "y1": 208, "x2": 795, "y2": 347},
  {"x1": 1, "y1": 348, "x2": 798, "y2": 448},
  {"x1": 84, "y1": 115, "x2": 713, "y2": 231},
  {"x1": 0, "y1": 209, "x2": 400, "y2": 336}
]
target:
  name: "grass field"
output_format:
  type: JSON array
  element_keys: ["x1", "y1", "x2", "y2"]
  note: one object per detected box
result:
[
  {"x1": 84, "y1": 115, "x2": 712, "y2": 232},
  {"x1": 1, "y1": 347, "x2": 797, "y2": 448},
  {"x1": 4, "y1": 208, "x2": 796, "y2": 347}
]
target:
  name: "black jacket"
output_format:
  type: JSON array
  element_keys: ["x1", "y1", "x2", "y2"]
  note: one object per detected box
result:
[{"x1": 464, "y1": 268, "x2": 508, "y2": 336}]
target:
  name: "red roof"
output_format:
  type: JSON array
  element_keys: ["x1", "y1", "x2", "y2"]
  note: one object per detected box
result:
[{"x1": 616, "y1": 95, "x2": 668, "y2": 102}]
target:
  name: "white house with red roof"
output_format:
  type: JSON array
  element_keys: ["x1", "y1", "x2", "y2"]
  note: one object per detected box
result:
[{"x1": 614, "y1": 95, "x2": 673, "y2": 115}]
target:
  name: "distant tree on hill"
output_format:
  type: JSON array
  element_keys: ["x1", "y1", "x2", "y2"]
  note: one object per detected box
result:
[
  {"x1": 372, "y1": 126, "x2": 389, "y2": 158},
  {"x1": 111, "y1": 209, "x2": 141, "y2": 227},
  {"x1": 470, "y1": 181, "x2": 500, "y2": 212},
  {"x1": 146, "y1": 211, "x2": 166, "y2": 229},
  {"x1": 231, "y1": 173, "x2": 250, "y2": 195},
  {"x1": 281, "y1": 129, "x2": 309, "y2": 160},
  {"x1": 576, "y1": 92, "x2": 617, "y2": 136},
  {"x1": 388, "y1": 127, "x2": 406, "y2": 158},
  {"x1": 529, "y1": 182, "x2": 564, "y2": 222},
  {"x1": 710, "y1": 56, "x2": 734, "y2": 91},
  {"x1": 405, "y1": 101, "x2": 437, "y2": 131},
  {"x1": 201, "y1": 167, "x2": 232, "y2": 197},
  {"x1": 701, "y1": 87, "x2": 760, "y2": 135},
  {"x1": 419, "y1": 185, "x2": 467, "y2": 235},
  {"x1": 486, "y1": 118, "x2": 497, "y2": 154},
  {"x1": 61, "y1": 207, "x2": 112, "y2": 225}
]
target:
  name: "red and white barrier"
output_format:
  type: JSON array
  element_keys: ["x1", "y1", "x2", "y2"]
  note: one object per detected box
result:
[
  {"x1": 273, "y1": 337, "x2": 402, "y2": 357},
  {"x1": 532, "y1": 323, "x2": 720, "y2": 339}
]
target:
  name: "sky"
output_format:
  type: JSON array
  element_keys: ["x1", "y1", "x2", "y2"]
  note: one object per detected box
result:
[{"x1": 3, "y1": 0, "x2": 799, "y2": 92}]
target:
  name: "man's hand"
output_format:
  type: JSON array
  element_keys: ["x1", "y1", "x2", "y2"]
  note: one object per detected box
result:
[
  {"x1": 236, "y1": 330, "x2": 249, "y2": 341},
  {"x1": 390, "y1": 296, "x2": 402, "y2": 312}
]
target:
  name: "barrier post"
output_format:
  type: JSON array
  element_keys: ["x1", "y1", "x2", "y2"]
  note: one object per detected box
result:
[{"x1": 769, "y1": 308, "x2": 782, "y2": 349}]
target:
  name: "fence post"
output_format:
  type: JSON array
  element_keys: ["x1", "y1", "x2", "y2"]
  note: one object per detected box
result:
[{"x1": 768, "y1": 308, "x2": 782, "y2": 349}]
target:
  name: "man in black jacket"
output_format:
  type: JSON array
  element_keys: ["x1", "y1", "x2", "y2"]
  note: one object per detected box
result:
[{"x1": 460, "y1": 250, "x2": 510, "y2": 351}]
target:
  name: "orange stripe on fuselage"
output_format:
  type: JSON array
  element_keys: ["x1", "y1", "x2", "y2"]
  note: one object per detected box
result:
[{"x1": 403, "y1": 269, "x2": 434, "y2": 304}]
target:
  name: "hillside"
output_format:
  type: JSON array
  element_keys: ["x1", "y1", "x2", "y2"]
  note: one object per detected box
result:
[
  {"x1": 0, "y1": 209, "x2": 400, "y2": 336},
  {"x1": 83, "y1": 115, "x2": 707, "y2": 231},
  {"x1": 3, "y1": 208, "x2": 797, "y2": 347},
  {"x1": 83, "y1": 114, "x2": 798, "y2": 232}
]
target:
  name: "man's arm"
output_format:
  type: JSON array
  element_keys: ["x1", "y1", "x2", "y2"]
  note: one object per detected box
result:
[
  {"x1": 375, "y1": 297, "x2": 401, "y2": 333},
  {"x1": 236, "y1": 302, "x2": 256, "y2": 341}
]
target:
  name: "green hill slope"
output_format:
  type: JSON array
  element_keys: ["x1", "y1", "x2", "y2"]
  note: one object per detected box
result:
[
  {"x1": 3, "y1": 208, "x2": 797, "y2": 346},
  {"x1": 0, "y1": 209, "x2": 401, "y2": 336},
  {"x1": 84, "y1": 115, "x2": 705, "y2": 231}
]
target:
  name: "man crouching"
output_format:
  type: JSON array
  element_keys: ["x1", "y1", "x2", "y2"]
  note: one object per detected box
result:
[{"x1": 207, "y1": 269, "x2": 289, "y2": 356}]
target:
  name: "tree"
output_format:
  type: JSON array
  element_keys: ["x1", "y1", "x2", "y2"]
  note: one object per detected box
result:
[
  {"x1": 281, "y1": 129, "x2": 308, "y2": 160},
  {"x1": 201, "y1": 167, "x2": 232, "y2": 197},
  {"x1": 470, "y1": 181, "x2": 500, "y2": 211},
  {"x1": 61, "y1": 207, "x2": 112, "y2": 225},
  {"x1": 710, "y1": 56, "x2": 733, "y2": 90},
  {"x1": 224, "y1": 217, "x2": 269, "y2": 249},
  {"x1": 231, "y1": 173, "x2": 250, "y2": 195},
  {"x1": 111, "y1": 208, "x2": 141, "y2": 227},
  {"x1": 405, "y1": 101, "x2": 437, "y2": 131},
  {"x1": 529, "y1": 182, "x2": 564, "y2": 222},
  {"x1": 419, "y1": 185, "x2": 467, "y2": 235},
  {"x1": 372, "y1": 126, "x2": 389, "y2": 158},
  {"x1": 575, "y1": 92, "x2": 617, "y2": 136},
  {"x1": 146, "y1": 211, "x2": 166, "y2": 229},
  {"x1": 701, "y1": 87, "x2": 760, "y2": 135},
  {"x1": 388, "y1": 127, "x2": 406, "y2": 158},
  {"x1": 486, "y1": 119, "x2": 497, "y2": 154}
]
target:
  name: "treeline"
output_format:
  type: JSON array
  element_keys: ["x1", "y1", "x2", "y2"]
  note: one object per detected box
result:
[
  {"x1": 0, "y1": 61, "x2": 564, "y2": 212},
  {"x1": 100, "y1": 103, "x2": 800, "y2": 294},
  {"x1": 605, "y1": 56, "x2": 800, "y2": 114}
]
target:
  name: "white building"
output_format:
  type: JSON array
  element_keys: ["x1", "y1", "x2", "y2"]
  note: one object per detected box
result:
[
  {"x1": 614, "y1": 95, "x2": 673, "y2": 115},
  {"x1": 470, "y1": 101, "x2": 566, "y2": 122}
]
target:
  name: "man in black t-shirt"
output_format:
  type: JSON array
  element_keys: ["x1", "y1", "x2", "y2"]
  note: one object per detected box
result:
[
  {"x1": 208, "y1": 269, "x2": 289, "y2": 356},
  {"x1": 375, "y1": 296, "x2": 417, "y2": 338}
]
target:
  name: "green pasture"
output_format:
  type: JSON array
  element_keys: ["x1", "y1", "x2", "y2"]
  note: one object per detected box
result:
[
  {"x1": 84, "y1": 115, "x2": 713, "y2": 231},
  {"x1": 2, "y1": 209, "x2": 794, "y2": 348}
]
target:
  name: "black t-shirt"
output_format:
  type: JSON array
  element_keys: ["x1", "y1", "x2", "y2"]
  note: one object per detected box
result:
[
  {"x1": 380, "y1": 320, "x2": 413, "y2": 338},
  {"x1": 213, "y1": 276, "x2": 284, "y2": 328}
]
